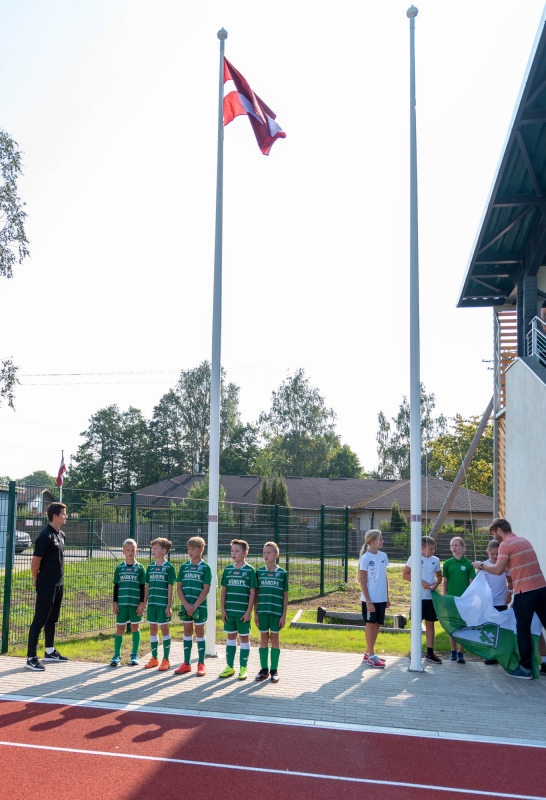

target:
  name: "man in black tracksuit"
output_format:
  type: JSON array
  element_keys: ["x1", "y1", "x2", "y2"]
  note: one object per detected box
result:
[{"x1": 26, "y1": 502, "x2": 69, "y2": 671}]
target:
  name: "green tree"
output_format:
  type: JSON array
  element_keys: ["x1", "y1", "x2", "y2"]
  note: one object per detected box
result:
[
  {"x1": 220, "y1": 423, "x2": 260, "y2": 475},
  {"x1": 17, "y1": 470, "x2": 56, "y2": 488},
  {"x1": 257, "y1": 476, "x2": 271, "y2": 505},
  {"x1": 147, "y1": 362, "x2": 241, "y2": 481},
  {"x1": 375, "y1": 384, "x2": 447, "y2": 479},
  {"x1": 428, "y1": 414, "x2": 493, "y2": 496},
  {"x1": 66, "y1": 405, "x2": 149, "y2": 493},
  {"x1": 389, "y1": 500, "x2": 407, "y2": 532},
  {"x1": 257, "y1": 370, "x2": 362, "y2": 477},
  {"x1": 179, "y1": 472, "x2": 233, "y2": 524},
  {"x1": 1, "y1": 130, "x2": 29, "y2": 409}
]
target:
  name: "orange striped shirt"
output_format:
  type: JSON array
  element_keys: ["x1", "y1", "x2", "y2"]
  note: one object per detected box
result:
[{"x1": 498, "y1": 534, "x2": 546, "y2": 594}]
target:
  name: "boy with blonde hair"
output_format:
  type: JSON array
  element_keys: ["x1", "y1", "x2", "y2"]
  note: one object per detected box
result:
[
  {"x1": 403, "y1": 535, "x2": 442, "y2": 664},
  {"x1": 442, "y1": 536, "x2": 475, "y2": 663},
  {"x1": 175, "y1": 536, "x2": 211, "y2": 677},
  {"x1": 219, "y1": 539, "x2": 257, "y2": 680},
  {"x1": 254, "y1": 541, "x2": 288, "y2": 683},
  {"x1": 111, "y1": 538, "x2": 146, "y2": 667},
  {"x1": 138, "y1": 537, "x2": 175, "y2": 671}
]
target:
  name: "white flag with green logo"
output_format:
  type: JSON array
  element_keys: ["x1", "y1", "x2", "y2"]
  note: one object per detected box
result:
[{"x1": 432, "y1": 572, "x2": 542, "y2": 678}]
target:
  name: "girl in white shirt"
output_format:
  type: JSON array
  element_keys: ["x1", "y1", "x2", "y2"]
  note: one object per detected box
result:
[{"x1": 359, "y1": 529, "x2": 390, "y2": 669}]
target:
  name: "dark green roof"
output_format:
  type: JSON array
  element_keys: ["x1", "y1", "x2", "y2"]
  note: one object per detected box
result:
[{"x1": 458, "y1": 10, "x2": 546, "y2": 308}]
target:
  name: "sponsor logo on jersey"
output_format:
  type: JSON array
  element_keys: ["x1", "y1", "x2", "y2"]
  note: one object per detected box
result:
[
  {"x1": 461, "y1": 566, "x2": 467, "y2": 571},
  {"x1": 260, "y1": 579, "x2": 280, "y2": 587},
  {"x1": 229, "y1": 579, "x2": 247, "y2": 586}
]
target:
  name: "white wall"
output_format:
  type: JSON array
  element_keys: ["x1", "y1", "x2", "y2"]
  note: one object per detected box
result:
[{"x1": 505, "y1": 358, "x2": 546, "y2": 571}]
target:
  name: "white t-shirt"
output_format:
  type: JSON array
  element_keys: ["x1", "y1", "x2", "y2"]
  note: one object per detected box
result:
[
  {"x1": 359, "y1": 550, "x2": 389, "y2": 603},
  {"x1": 405, "y1": 554, "x2": 441, "y2": 600},
  {"x1": 483, "y1": 559, "x2": 510, "y2": 606}
]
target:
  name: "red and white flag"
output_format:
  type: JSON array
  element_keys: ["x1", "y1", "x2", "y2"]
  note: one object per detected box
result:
[
  {"x1": 56, "y1": 452, "x2": 66, "y2": 488},
  {"x1": 223, "y1": 59, "x2": 285, "y2": 156}
]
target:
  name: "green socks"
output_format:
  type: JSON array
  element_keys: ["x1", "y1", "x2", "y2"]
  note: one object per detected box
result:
[
  {"x1": 271, "y1": 648, "x2": 280, "y2": 671},
  {"x1": 131, "y1": 630, "x2": 141, "y2": 655},
  {"x1": 150, "y1": 636, "x2": 159, "y2": 658},
  {"x1": 240, "y1": 642, "x2": 250, "y2": 667},
  {"x1": 259, "y1": 647, "x2": 269, "y2": 669},
  {"x1": 226, "y1": 642, "x2": 236, "y2": 667},
  {"x1": 197, "y1": 637, "x2": 206, "y2": 665},
  {"x1": 184, "y1": 636, "x2": 193, "y2": 664},
  {"x1": 114, "y1": 634, "x2": 123, "y2": 658},
  {"x1": 163, "y1": 635, "x2": 171, "y2": 661}
]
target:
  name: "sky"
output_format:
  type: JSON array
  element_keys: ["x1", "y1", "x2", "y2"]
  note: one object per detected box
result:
[{"x1": 0, "y1": 0, "x2": 544, "y2": 481}]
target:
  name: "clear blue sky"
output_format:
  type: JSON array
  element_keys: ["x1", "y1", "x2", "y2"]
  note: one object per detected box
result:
[{"x1": 0, "y1": 0, "x2": 544, "y2": 478}]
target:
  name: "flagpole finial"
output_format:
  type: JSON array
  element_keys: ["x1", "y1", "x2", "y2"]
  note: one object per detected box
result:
[
  {"x1": 217, "y1": 28, "x2": 228, "y2": 40},
  {"x1": 406, "y1": 5, "x2": 418, "y2": 18}
]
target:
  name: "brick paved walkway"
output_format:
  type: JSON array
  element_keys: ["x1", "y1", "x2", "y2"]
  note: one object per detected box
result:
[{"x1": 1, "y1": 645, "x2": 545, "y2": 744}]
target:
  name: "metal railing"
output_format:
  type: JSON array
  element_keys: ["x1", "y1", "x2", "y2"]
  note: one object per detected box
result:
[{"x1": 526, "y1": 316, "x2": 546, "y2": 366}]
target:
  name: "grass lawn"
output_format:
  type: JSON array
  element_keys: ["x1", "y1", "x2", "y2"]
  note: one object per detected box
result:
[{"x1": 6, "y1": 564, "x2": 459, "y2": 662}]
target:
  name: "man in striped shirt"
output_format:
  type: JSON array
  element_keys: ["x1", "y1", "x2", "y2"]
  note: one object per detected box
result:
[{"x1": 473, "y1": 518, "x2": 546, "y2": 679}]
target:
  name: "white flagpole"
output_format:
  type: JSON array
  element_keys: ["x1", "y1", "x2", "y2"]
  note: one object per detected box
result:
[
  {"x1": 407, "y1": 6, "x2": 424, "y2": 673},
  {"x1": 59, "y1": 450, "x2": 63, "y2": 504},
  {"x1": 206, "y1": 27, "x2": 228, "y2": 658}
]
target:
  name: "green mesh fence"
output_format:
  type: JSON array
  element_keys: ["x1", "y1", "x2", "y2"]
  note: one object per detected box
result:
[{"x1": 0, "y1": 484, "x2": 351, "y2": 647}]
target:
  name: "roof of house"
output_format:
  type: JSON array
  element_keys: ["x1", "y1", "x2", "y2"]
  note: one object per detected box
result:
[
  {"x1": 116, "y1": 474, "x2": 493, "y2": 514},
  {"x1": 351, "y1": 476, "x2": 493, "y2": 515}
]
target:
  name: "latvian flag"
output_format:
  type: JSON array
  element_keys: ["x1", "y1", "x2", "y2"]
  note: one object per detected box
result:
[
  {"x1": 56, "y1": 452, "x2": 66, "y2": 488},
  {"x1": 223, "y1": 59, "x2": 285, "y2": 156}
]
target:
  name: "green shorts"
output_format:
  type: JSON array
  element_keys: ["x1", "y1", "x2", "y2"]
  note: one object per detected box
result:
[
  {"x1": 257, "y1": 613, "x2": 282, "y2": 633},
  {"x1": 147, "y1": 605, "x2": 171, "y2": 624},
  {"x1": 179, "y1": 606, "x2": 208, "y2": 624},
  {"x1": 116, "y1": 606, "x2": 142, "y2": 624},
  {"x1": 224, "y1": 615, "x2": 251, "y2": 635}
]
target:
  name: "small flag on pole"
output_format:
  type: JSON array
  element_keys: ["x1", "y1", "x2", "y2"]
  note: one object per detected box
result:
[
  {"x1": 56, "y1": 452, "x2": 66, "y2": 488},
  {"x1": 223, "y1": 58, "x2": 285, "y2": 155},
  {"x1": 432, "y1": 572, "x2": 542, "y2": 678}
]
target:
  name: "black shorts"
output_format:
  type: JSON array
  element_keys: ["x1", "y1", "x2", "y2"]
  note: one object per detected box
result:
[
  {"x1": 362, "y1": 601, "x2": 386, "y2": 625},
  {"x1": 422, "y1": 599, "x2": 437, "y2": 622}
]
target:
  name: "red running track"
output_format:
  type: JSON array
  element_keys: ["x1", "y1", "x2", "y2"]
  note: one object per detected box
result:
[{"x1": 0, "y1": 699, "x2": 545, "y2": 800}]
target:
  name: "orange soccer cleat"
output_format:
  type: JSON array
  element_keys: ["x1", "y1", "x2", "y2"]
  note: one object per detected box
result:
[
  {"x1": 158, "y1": 658, "x2": 171, "y2": 671},
  {"x1": 175, "y1": 662, "x2": 192, "y2": 675},
  {"x1": 144, "y1": 657, "x2": 159, "y2": 669},
  {"x1": 197, "y1": 663, "x2": 207, "y2": 677}
]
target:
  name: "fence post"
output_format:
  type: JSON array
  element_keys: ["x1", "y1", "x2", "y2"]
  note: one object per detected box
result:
[
  {"x1": 130, "y1": 491, "x2": 137, "y2": 544},
  {"x1": 320, "y1": 504, "x2": 325, "y2": 596},
  {"x1": 1, "y1": 481, "x2": 16, "y2": 653},
  {"x1": 274, "y1": 504, "x2": 279, "y2": 545},
  {"x1": 344, "y1": 506, "x2": 349, "y2": 584},
  {"x1": 87, "y1": 519, "x2": 93, "y2": 559}
]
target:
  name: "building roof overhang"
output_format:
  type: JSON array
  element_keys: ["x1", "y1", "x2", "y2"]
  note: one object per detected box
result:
[{"x1": 458, "y1": 9, "x2": 546, "y2": 309}]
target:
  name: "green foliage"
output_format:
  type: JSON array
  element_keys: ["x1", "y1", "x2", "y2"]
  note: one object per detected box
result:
[
  {"x1": 0, "y1": 357, "x2": 19, "y2": 409},
  {"x1": 0, "y1": 129, "x2": 29, "y2": 278},
  {"x1": 259, "y1": 476, "x2": 290, "y2": 507},
  {"x1": 389, "y1": 500, "x2": 407, "y2": 532},
  {"x1": 219, "y1": 423, "x2": 260, "y2": 475},
  {"x1": 177, "y1": 473, "x2": 233, "y2": 524},
  {"x1": 17, "y1": 470, "x2": 57, "y2": 488},
  {"x1": 376, "y1": 384, "x2": 447, "y2": 479},
  {"x1": 257, "y1": 477, "x2": 271, "y2": 505},
  {"x1": 428, "y1": 415, "x2": 493, "y2": 496}
]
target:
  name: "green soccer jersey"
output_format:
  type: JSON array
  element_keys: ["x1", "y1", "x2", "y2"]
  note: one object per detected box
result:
[
  {"x1": 221, "y1": 562, "x2": 258, "y2": 616},
  {"x1": 442, "y1": 556, "x2": 476, "y2": 597},
  {"x1": 114, "y1": 561, "x2": 146, "y2": 607},
  {"x1": 256, "y1": 565, "x2": 288, "y2": 617},
  {"x1": 146, "y1": 560, "x2": 176, "y2": 607},
  {"x1": 177, "y1": 559, "x2": 212, "y2": 608}
]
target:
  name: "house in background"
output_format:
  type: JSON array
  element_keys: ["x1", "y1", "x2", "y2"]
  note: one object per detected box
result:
[
  {"x1": 457, "y1": 9, "x2": 546, "y2": 568},
  {"x1": 129, "y1": 473, "x2": 492, "y2": 532}
]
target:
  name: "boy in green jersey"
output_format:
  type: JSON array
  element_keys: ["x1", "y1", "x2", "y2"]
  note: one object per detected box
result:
[
  {"x1": 219, "y1": 539, "x2": 257, "y2": 680},
  {"x1": 139, "y1": 537, "x2": 176, "y2": 671},
  {"x1": 111, "y1": 538, "x2": 146, "y2": 667},
  {"x1": 175, "y1": 536, "x2": 211, "y2": 677},
  {"x1": 254, "y1": 541, "x2": 288, "y2": 684},
  {"x1": 442, "y1": 536, "x2": 476, "y2": 664}
]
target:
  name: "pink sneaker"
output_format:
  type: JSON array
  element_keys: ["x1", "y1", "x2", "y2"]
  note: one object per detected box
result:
[
  {"x1": 367, "y1": 654, "x2": 386, "y2": 669},
  {"x1": 363, "y1": 652, "x2": 386, "y2": 664}
]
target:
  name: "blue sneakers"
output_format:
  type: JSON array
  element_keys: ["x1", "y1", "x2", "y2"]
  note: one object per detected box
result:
[{"x1": 506, "y1": 666, "x2": 532, "y2": 680}]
